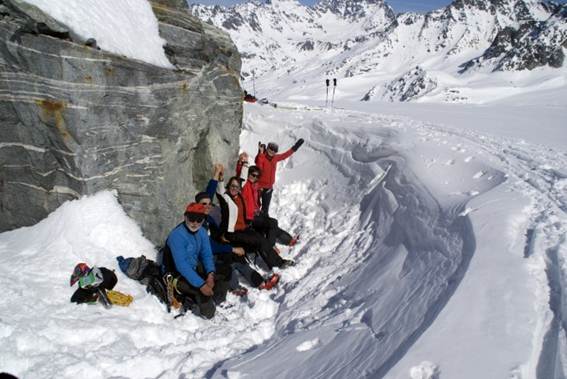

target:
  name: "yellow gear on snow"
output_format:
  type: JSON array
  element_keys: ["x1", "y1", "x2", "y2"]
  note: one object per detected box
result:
[{"x1": 106, "y1": 290, "x2": 134, "y2": 306}]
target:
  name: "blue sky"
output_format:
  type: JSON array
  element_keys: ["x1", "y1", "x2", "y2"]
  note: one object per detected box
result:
[{"x1": 189, "y1": 0, "x2": 567, "y2": 13}]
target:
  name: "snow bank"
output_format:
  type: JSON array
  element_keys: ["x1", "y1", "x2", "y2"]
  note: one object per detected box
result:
[
  {"x1": 23, "y1": 0, "x2": 173, "y2": 68},
  {"x1": 409, "y1": 361, "x2": 439, "y2": 379},
  {"x1": 0, "y1": 191, "x2": 278, "y2": 378}
]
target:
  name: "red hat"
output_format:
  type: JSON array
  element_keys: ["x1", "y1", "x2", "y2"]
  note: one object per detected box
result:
[{"x1": 185, "y1": 202, "x2": 207, "y2": 215}]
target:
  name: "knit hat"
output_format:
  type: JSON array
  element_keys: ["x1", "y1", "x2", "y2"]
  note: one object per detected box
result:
[
  {"x1": 185, "y1": 202, "x2": 207, "y2": 215},
  {"x1": 267, "y1": 142, "x2": 279, "y2": 153},
  {"x1": 195, "y1": 192, "x2": 211, "y2": 203}
]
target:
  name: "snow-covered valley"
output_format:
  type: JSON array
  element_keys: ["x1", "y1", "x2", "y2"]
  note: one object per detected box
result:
[{"x1": 1, "y1": 97, "x2": 566, "y2": 378}]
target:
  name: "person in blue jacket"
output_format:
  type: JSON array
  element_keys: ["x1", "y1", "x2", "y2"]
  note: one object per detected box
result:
[{"x1": 165, "y1": 202, "x2": 220, "y2": 319}]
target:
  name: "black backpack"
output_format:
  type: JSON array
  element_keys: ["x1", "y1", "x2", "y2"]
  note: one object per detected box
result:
[{"x1": 157, "y1": 243, "x2": 180, "y2": 277}]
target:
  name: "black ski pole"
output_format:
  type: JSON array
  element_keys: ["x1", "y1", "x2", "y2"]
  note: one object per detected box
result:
[
  {"x1": 325, "y1": 78, "x2": 330, "y2": 107},
  {"x1": 331, "y1": 78, "x2": 337, "y2": 108}
]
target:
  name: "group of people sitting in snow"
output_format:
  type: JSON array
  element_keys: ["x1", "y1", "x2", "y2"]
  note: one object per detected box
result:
[{"x1": 160, "y1": 138, "x2": 305, "y2": 319}]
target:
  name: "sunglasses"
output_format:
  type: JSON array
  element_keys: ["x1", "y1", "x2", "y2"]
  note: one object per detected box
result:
[
  {"x1": 186, "y1": 214, "x2": 205, "y2": 223},
  {"x1": 199, "y1": 201, "x2": 211, "y2": 206},
  {"x1": 249, "y1": 173, "x2": 259, "y2": 178},
  {"x1": 229, "y1": 184, "x2": 241, "y2": 190}
]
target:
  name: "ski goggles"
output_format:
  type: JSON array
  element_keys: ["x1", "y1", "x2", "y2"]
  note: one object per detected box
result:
[{"x1": 185, "y1": 213, "x2": 206, "y2": 223}]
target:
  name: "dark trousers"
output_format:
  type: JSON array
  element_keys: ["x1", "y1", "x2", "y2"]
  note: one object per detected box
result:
[
  {"x1": 260, "y1": 188, "x2": 273, "y2": 216},
  {"x1": 232, "y1": 255, "x2": 265, "y2": 287},
  {"x1": 226, "y1": 229, "x2": 285, "y2": 269},
  {"x1": 252, "y1": 214, "x2": 293, "y2": 246},
  {"x1": 175, "y1": 262, "x2": 231, "y2": 319}
]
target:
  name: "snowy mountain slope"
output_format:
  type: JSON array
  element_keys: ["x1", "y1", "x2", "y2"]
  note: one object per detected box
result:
[
  {"x1": 461, "y1": 3, "x2": 567, "y2": 72},
  {"x1": 191, "y1": 0, "x2": 395, "y2": 79},
  {"x1": 191, "y1": 0, "x2": 566, "y2": 103},
  {"x1": 2, "y1": 99, "x2": 566, "y2": 378}
]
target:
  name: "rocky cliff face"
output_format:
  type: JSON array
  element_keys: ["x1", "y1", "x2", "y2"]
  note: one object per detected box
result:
[
  {"x1": 460, "y1": 3, "x2": 566, "y2": 72},
  {"x1": 362, "y1": 66, "x2": 438, "y2": 102},
  {"x1": 0, "y1": 0, "x2": 242, "y2": 243}
]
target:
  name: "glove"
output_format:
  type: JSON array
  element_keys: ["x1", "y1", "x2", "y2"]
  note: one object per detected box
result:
[{"x1": 291, "y1": 138, "x2": 304, "y2": 152}]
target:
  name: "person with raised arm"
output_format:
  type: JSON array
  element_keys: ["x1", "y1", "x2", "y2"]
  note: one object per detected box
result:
[{"x1": 255, "y1": 138, "x2": 304, "y2": 216}]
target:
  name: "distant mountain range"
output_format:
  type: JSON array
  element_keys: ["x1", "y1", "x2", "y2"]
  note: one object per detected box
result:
[{"x1": 191, "y1": 0, "x2": 567, "y2": 103}]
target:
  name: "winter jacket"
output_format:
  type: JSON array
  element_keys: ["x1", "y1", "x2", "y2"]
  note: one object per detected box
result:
[
  {"x1": 216, "y1": 184, "x2": 249, "y2": 233},
  {"x1": 255, "y1": 148, "x2": 294, "y2": 189},
  {"x1": 241, "y1": 179, "x2": 261, "y2": 221},
  {"x1": 166, "y1": 223, "x2": 215, "y2": 288},
  {"x1": 235, "y1": 160, "x2": 248, "y2": 178}
]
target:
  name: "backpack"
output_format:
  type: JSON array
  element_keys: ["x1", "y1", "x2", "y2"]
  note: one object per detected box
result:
[
  {"x1": 116, "y1": 254, "x2": 176, "y2": 313},
  {"x1": 158, "y1": 244, "x2": 180, "y2": 277},
  {"x1": 116, "y1": 255, "x2": 160, "y2": 285}
]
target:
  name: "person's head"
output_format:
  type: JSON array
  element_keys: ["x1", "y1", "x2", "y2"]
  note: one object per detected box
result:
[
  {"x1": 184, "y1": 202, "x2": 207, "y2": 232},
  {"x1": 248, "y1": 166, "x2": 261, "y2": 182},
  {"x1": 194, "y1": 192, "x2": 212, "y2": 215},
  {"x1": 226, "y1": 176, "x2": 242, "y2": 197},
  {"x1": 266, "y1": 142, "x2": 279, "y2": 157}
]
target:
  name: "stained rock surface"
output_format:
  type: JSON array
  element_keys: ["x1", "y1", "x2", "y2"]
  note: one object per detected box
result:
[{"x1": 0, "y1": 0, "x2": 242, "y2": 243}]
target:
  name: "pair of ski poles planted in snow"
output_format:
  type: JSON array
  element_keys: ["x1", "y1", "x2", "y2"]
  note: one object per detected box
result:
[{"x1": 325, "y1": 78, "x2": 337, "y2": 108}]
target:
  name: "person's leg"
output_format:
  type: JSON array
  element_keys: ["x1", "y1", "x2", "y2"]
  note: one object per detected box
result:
[
  {"x1": 276, "y1": 227, "x2": 293, "y2": 245},
  {"x1": 213, "y1": 256, "x2": 232, "y2": 303},
  {"x1": 257, "y1": 233, "x2": 285, "y2": 269},
  {"x1": 175, "y1": 277, "x2": 216, "y2": 319},
  {"x1": 260, "y1": 188, "x2": 273, "y2": 216},
  {"x1": 252, "y1": 214, "x2": 278, "y2": 247},
  {"x1": 267, "y1": 216, "x2": 294, "y2": 245},
  {"x1": 227, "y1": 230, "x2": 285, "y2": 270},
  {"x1": 232, "y1": 255, "x2": 265, "y2": 287}
]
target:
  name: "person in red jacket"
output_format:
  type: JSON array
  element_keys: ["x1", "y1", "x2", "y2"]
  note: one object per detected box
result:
[
  {"x1": 242, "y1": 165, "x2": 298, "y2": 248},
  {"x1": 255, "y1": 138, "x2": 304, "y2": 216}
]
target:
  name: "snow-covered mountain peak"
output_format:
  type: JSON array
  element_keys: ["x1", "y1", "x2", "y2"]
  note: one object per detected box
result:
[
  {"x1": 314, "y1": 0, "x2": 395, "y2": 21},
  {"x1": 191, "y1": 0, "x2": 565, "y2": 103}
]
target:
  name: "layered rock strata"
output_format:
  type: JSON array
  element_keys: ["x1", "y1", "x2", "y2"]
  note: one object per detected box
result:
[{"x1": 0, "y1": 0, "x2": 242, "y2": 243}]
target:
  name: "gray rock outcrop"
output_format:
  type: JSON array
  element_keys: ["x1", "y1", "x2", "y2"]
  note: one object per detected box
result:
[
  {"x1": 459, "y1": 4, "x2": 567, "y2": 73},
  {"x1": 362, "y1": 66, "x2": 437, "y2": 102},
  {"x1": 0, "y1": 0, "x2": 242, "y2": 243}
]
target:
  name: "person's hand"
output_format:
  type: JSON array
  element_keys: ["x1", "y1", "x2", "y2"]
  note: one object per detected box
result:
[
  {"x1": 291, "y1": 138, "x2": 304, "y2": 152},
  {"x1": 200, "y1": 283, "x2": 214, "y2": 297},
  {"x1": 258, "y1": 141, "x2": 265, "y2": 154},
  {"x1": 213, "y1": 163, "x2": 224, "y2": 180},
  {"x1": 239, "y1": 152, "x2": 249, "y2": 163},
  {"x1": 232, "y1": 247, "x2": 245, "y2": 257},
  {"x1": 206, "y1": 272, "x2": 215, "y2": 289}
]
